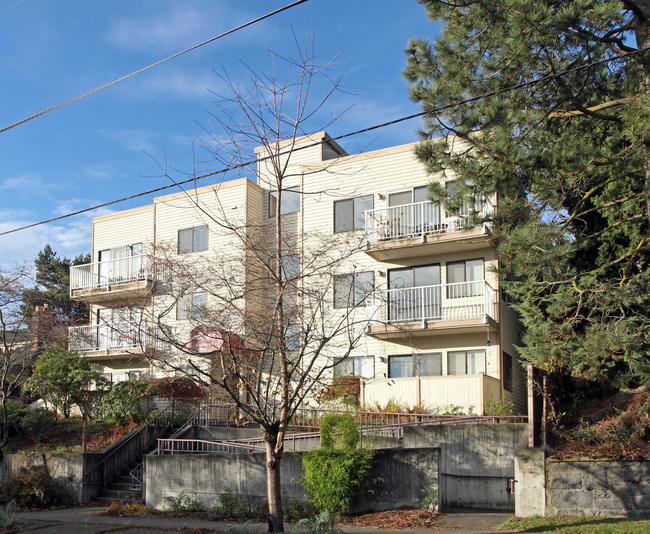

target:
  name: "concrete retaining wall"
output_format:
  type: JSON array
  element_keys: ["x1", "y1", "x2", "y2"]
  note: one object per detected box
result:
[
  {"x1": 515, "y1": 451, "x2": 650, "y2": 517},
  {"x1": 0, "y1": 453, "x2": 85, "y2": 503},
  {"x1": 403, "y1": 423, "x2": 525, "y2": 510},
  {"x1": 144, "y1": 447, "x2": 440, "y2": 513}
]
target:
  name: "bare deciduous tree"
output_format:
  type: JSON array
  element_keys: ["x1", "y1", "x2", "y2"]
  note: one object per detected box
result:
[
  {"x1": 0, "y1": 266, "x2": 37, "y2": 459},
  {"x1": 138, "y1": 38, "x2": 368, "y2": 532}
]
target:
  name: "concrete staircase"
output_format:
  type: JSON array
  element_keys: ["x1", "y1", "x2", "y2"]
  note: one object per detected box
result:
[{"x1": 94, "y1": 427, "x2": 178, "y2": 504}]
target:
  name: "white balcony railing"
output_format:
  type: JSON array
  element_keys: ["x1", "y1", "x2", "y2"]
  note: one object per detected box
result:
[
  {"x1": 70, "y1": 255, "x2": 151, "y2": 294},
  {"x1": 365, "y1": 199, "x2": 493, "y2": 244},
  {"x1": 366, "y1": 280, "x2": 495, "y2": 326},
  {"x1": 69, "y1": 323, "x2": 151, "y2": 352}
]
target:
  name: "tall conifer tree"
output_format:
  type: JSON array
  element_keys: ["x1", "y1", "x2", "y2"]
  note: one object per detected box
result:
[{"x1": 405, "y1": 1, "x2": 650, "y2": 386}]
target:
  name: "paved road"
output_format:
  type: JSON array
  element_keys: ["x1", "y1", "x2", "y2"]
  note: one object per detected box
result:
[{"x1": 14, "y1": 506, "x2": 518, "y2": 533}]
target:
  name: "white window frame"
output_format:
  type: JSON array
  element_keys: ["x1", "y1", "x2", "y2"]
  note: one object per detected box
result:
[
  {"x1": 333, "y1": 271, "x2": 374, "y2": 308},
  {"x1": 177, "y1": 291, "x2": 207, "y2": 320},
  {"x1": 178, "y1": 225, "x2": 208, "y2": 254},
  {"x1": 333, "y1": 195, "x2": 374, "y2": 232}
]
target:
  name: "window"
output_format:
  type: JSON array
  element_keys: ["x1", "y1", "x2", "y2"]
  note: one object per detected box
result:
[
  {"x1": 178, "y1": 226, "x2": 208, "y2": 254},
  {"x1": 387, "y1": 186, "x2": 429, "y2": 207},
  {"x1": 269, "y1": 188, "x2": 300, "y2": 217},
  {"x1": 284, "y1": 324, "x2": 300, "y2": 351},
  {"x1": 388, "y1": 264, "x2": 440, "y2": 321},
  {"x1": 447, "y1": 349, "x2": 486, "y2": 375},
  {"x1": 503, "y1": 352, "x2": 513, "y2": 392},
  {"x1": 334, "y1": 195, "x2": 373, "y2": 232},
  {"x1": 333, "y1": 271, "x2": 374, "y2": 308},
  {"x1": 446, "y1": 259, "x2": 484, "y2": 297},
  {"x1": 98, "y1": 245, "x2": 143, "y2": 282},
  {"x1": 334, "y1": 356, "x2": 375, "y2": 379},
  {"x1": 445, "y1": 180, "x2": 482, "y2": 216},
  {"x1": 177, "y1": 291, "x2": 207, "y2": 320},
  {"x1": 281, "y1": 255, "x2": 300, "y2": 281},
  {"x1": 127, "y1": 370, "x2": 142, "y2": 381},
  {"x1": 388, "y1": 353, "x2": 442, "y2": 378}
]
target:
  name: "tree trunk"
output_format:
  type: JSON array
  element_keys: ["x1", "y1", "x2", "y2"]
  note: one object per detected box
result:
[
  {"x1": 81, "y1": 410, "x2": 88, "y2": 453},
  {"x1": 264, "y1": 429, "x2": 284, "y2": 533},
  {"x1": 633, "y1": 1, "x2": 650, "y2": 233}
]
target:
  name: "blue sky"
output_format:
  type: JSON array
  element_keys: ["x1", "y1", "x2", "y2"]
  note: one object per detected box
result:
[{"x1": 0, "y1": 0, "x2": 440, "y2": 269}]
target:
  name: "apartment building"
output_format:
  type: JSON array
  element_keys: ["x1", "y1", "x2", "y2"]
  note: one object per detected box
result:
[{"x1": 69, "y1": 132, "x2": 526, "y2": 414}]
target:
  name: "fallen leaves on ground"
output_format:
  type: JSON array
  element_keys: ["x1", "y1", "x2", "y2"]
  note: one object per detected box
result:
[{"x1": 340, "y1": 507, "x2": 442, "y2": 529}]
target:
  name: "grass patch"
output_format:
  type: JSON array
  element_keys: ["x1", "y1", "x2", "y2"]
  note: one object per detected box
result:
[{"x1": 500, "y1": 515, "x2": 650, "y2": 533}]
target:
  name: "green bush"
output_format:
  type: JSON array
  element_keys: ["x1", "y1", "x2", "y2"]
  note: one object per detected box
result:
[
  {"x1": 302, "y1": 414, "x2": 374, "y2": 515},
  {"x1": 209, "y1": 489, "x2": 266, "y2": 520},
  {"x1": 101, "y1": 380, "x2": 159, "y2": 424},
  {"x1": 484, "y1": 399, "x2": 515, "y2": 416},
  {"x1": 0, "y1": 465, "x2": 72, "y2": 508},
  {"x1": 292, "y1": 511, "x2": 343, "y2": 534},
  {"x1": 16, "y1": 408, "x2": 56, "y2": 444},
  {"x1": 163, "y1": 489, "x2": 205, "y2": 512},
  {"x1": 302, "y1": 448, "x2": 374, "y2": 515},
  {"x1": 319, "y1": 414, "x2": 359, "y2": 450},
  {"x1": 0, "y1": 500, "x2": 17, "y2": 529}
]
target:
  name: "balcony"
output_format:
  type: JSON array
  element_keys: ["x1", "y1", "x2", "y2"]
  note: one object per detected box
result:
[
  {"x1": 365, "y1": 280, "x2": 497, "y2": 338},
  {"x1": 70, "y1": 255, "x2": 154, "y2": 302},
  {"x1": 361, "y1": 373, "x2": 503, "y2": 415},
  {"x1": 364, "y1": 200, "x2": 494, "y2": 261},
  {"x1": 69, "y1": 323, "x2": 151, "y2": 356}
]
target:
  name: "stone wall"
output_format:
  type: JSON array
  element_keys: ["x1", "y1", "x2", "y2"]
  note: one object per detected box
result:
[
  {"x1": 546, "y1": 459, "x2": 650, "y2": 517},
  {"x1": 515, "y1": 450, "x2": 650, "y2": 517},
  {"x1": 144, "y1": 447, "x2": 440, "y2": 513}
]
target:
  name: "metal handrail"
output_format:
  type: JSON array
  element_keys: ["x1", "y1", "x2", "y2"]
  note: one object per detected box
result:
[
  {"x1": 154, "y1": 413, "x2": 528, "y2": 454},
  {"x1": 70, "y1": 255, "x2": 152, "y2": 294},
  {"x1": 366, "y1": 280, "x2": 496, "y2": 325},
  {"x1": 84, "y1": 404, "x2": 174, "y2": 478},
  {"x1": 365, "y1": 198, "x2": 493, "y2": 244}
]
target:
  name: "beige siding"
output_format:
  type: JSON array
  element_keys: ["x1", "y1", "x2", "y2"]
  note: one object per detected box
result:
[
  {"x1": 78, "y1": 132, "x2": 524, "y2": 413},
  {"x1": 500, "y1": 302, "x2": 527, "y2": 414},
  {"x1": 92, "y1": 206, "x2": 154, "y2": 261}
]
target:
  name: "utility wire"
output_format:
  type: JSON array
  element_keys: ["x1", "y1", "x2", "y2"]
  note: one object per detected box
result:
[
  {"x1": 1, "y1": 44, "x2": 648, "y2": 238},
  {"x1": 0, "y1": 0, "x2": 28, "y2": 16},
  {"x1": 0, "y1": 0, "x2": 310, "y2": 134}
]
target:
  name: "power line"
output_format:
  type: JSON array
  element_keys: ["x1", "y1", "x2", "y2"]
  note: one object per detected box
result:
[
  {"x1": 1, "y1": 44, "x2": 648, "y2": 238},
  {"x1": 0, "y1": 0, "x2": 310, "y2": 135},
  {"x1": 0, "y1": 0, "x2": 28, "y2": 16}
]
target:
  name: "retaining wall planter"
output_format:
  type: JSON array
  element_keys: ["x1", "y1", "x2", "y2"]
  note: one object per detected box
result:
[{"x1": 144, "y1": 447, "x2": 441, "y2": 513}]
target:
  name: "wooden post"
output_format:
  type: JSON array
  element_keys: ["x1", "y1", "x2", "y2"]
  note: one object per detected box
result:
[{"x1": 527, "y1": 364, "x2": 535, "y2": 448}]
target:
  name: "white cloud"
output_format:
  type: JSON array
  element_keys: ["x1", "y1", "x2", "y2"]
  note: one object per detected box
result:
[
  {"x1": 105, "y1": 4, "x2": 226, "y2": 52},
  {"x1": 0, "y1": 173, "x2": 59, "y2": 196},
  {"x1": 0, "y1": 208, "x2": 115, "y2": 269},
  {"x1": 96, "y1": 128, "x2": 162, "y2": 153}
]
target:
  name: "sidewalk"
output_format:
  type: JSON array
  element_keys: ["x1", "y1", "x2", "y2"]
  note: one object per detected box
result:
[{"x1": 14, "y1": 506, "x2": 517, "y2": 533}]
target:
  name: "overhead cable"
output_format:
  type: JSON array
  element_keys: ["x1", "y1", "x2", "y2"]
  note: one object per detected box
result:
[
  {"x1": 1, "y1": 44, "x2": 648, "y2": 237},
  {"x1": 0, "y1": 0, "x2": 310, "y2": 134}
]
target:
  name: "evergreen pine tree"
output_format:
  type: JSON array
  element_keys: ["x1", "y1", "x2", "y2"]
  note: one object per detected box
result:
[
  {"x1": 404, "y1": 1, "x2": 650, "y2": 386},
  {"x1": 22, "y1": 245, "x2": 89, "y2": 345}
]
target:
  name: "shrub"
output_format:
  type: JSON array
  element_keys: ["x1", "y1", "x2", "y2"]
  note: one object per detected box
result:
[
  {"x1": 302, "y1": 414, "x2": 374, "y2": 515},
  {"x1": 0, "y1": 500, "x2": 17, "y2": 529},
  {"x1": 484, "y1": 399, "x2": 515, "y2": 416},
  {"x1": 0, "y1": 465, "x2": 72, "y2": 508},
  {"x1": 209, "y1": 490, "x2": 266, "y2": 520},
  {"x1": 319, "y1": 414, "x2": 359, "y2": 450},
  {"x1": 16, "y1": 408, "x2": 56, "y2": 444},
  {"x1": 163, "y1": 489, "x2": 205, "y2": 512},
  {"x1": 101, "y1": 380, "x2": 160, "y2": 424},
  {"x1": 292, "y1": 511, "x2": 343, "y2": 534}
]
